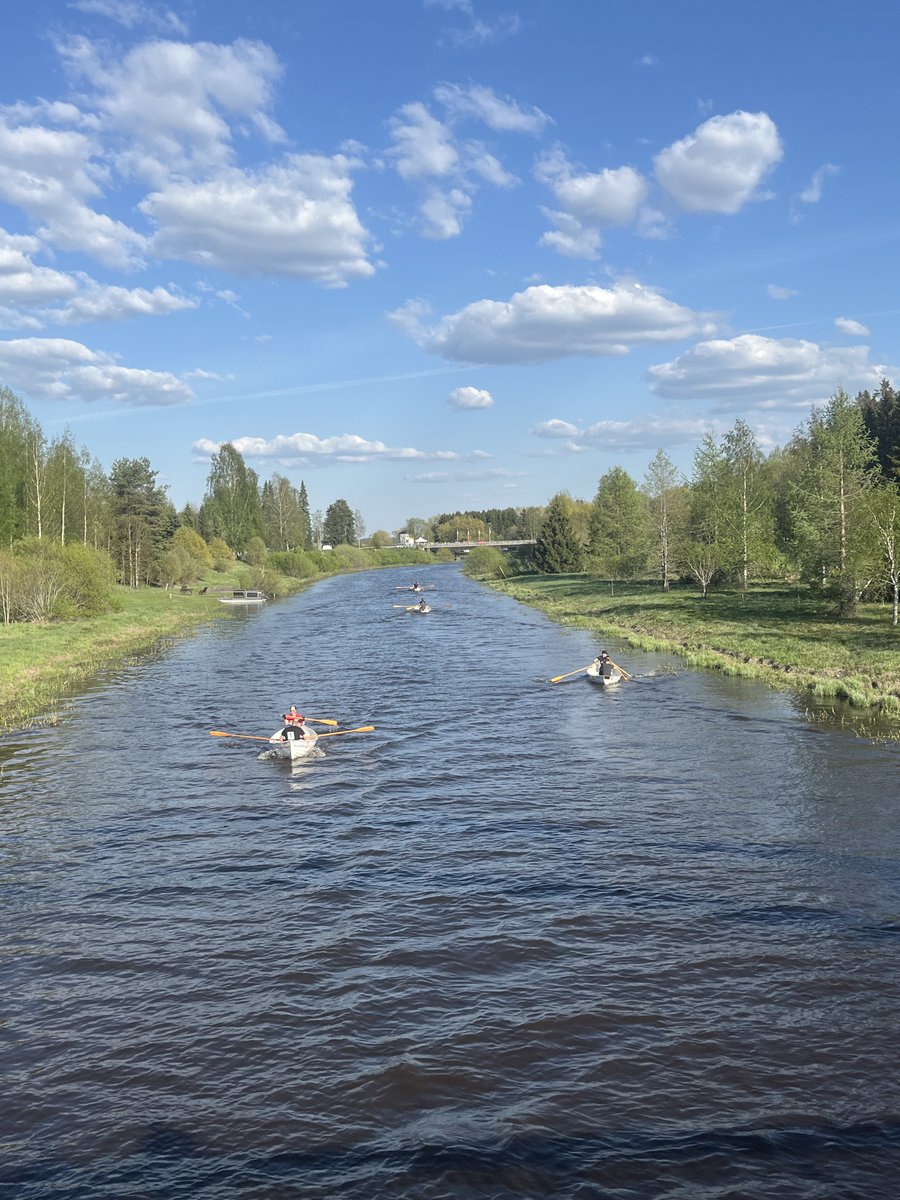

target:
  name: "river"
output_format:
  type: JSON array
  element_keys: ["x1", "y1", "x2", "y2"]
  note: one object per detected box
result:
[{"x1": 2, "y1": 564, "x2": 899, "y2": 1199}]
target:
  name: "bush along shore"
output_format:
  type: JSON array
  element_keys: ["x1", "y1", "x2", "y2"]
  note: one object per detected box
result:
[{"x1": 488, "y1": 573, "x2": 900, "y2": 732}]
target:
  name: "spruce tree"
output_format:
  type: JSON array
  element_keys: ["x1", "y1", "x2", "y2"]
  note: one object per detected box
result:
[{"x1": 533, "y1": 493, "x2": 583, "y2": 573}]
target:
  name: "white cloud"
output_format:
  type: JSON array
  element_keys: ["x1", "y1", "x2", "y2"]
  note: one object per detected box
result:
[
  {"x1": 393, "y1": 281, "x2": 719, "y2": 364},
  {"x1": 530, "y1": 418, "x2": 579, "y2": 437},
  {"x1": 535, "y1": 147, "x2": 651, "y2": 257},
  {"x1": 539, "y1": 154, "x2": 648, "y2": 225},
  {"x1": 70, "y1": 0, "x2": 188, "y2": 35},
  {"x1": 654, "y1": 110, "x2": 783, "y2": 213},
  {"x1": 636, "y1": 54, "x2": 658, "y2": 67},
  {"x1": 835, "y1": 317, "x2": 870, "y2": 336},
  {"x1": 449, "y1": 385, "x2": 493, "y2": 409},
  {"x1": 767, "y1": 284, "x2": 798, "y2": 300},
  {"x1": 420, "y1": 187, "x2": 473, "y2": 239},
  {"x1": 46, "y1": 282, "x2": 197, "y2": 325},
  {"x1": 0, "y1": 231, "x2": 79, "y2": 306},
  {"x1": 0, "y1": 228, "x2": 195, "y2": 328},
  {"x1": 799, "y1": 162, "x2": 839, "y2": 204},
  {"x1": 0, "y1": 337, "x2": 194, "y2": 405},
  {"x1": 58, "y1": 35, "x2": 284, "y2": 184},
  {"x1": 579, "y1": 416, "x2": 710, "y2": 450},
  {"x1": 0, "y1": 114, "x2": 146, "y2": 267},
  {"x1": 433, "y1": 83, "x2": 551, "y2": 134},
  {"x1": 647, "y1": 333, "x2": 890, "y2": 409},
  {"x1": 538, "y1": 209, "x2": 602, "y2": 259},
  {"x1": 387, "y1": 102, "x2": 459, "y2": 181},
  {"x1": 193, "y1": 431, "x2": 482, "y2": 463},
  {"x1": 141, "y1": 155, "x2": 376, "y2": 285}
]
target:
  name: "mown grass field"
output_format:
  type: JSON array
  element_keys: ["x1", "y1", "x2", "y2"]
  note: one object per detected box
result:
[{"x1": 491, "y1": 574, "x2": 900, "y2": 721}]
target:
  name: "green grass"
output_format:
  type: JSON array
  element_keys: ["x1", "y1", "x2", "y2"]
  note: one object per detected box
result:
[
  {"x1": 491, "y1": 574, "x2": 900, "y2": 724},
  {"x1": 0, "y1": 585, "x2": 235, "y2": 731}
]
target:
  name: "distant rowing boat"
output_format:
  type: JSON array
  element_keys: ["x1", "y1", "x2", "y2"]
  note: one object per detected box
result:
[{"x1": 218, "y1": 590, "x2": 267, "y2": 606}]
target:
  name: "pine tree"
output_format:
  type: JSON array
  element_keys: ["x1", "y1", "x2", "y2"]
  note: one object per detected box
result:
[{"x1": 533, "y1": 493, "x2": 583, "y2": 573}]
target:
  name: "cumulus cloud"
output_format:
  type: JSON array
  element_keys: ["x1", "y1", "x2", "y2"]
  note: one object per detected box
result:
[
  {"x1": 0, "y1": 337, "x2": 194, "y2": 405},
  {"x1": 579, "y1": 415, "x2": 710, "y2": 450},
  {"x1": 0, "y1": 114, "x2": 146, "y2": 267},
  {"x1": 530, "y1": 418, "x2": 579, "y2": 438},
  {"x1": 535, "y1": 147, "x2": 651, "y2": 257},
  {"x1": 0, "y1": 229, "x2": 195, "y2": 327},
  {"x1": 449, "y1": 385, "x2": 493, "y2": 409},
  {"x1": 433, "y1": 83, "x2": 551, "y2": 134},
  {"x1": 392, "y1": 281, "x2": 719, "y2": 364},
  {"x1": 387, "y1": 102, "x2": 459, "y2": 181},
  {"x1": 654, "y1": 111, "x2": 783, "y2": 213},
  {"x1": 647, "y1": 333, "x2": 890, "y2": 409},
  {"x1": 835, "y1": 317, "x2": 870, "y2": 336},
  {"x1": 767, "y1": 283, "x2": 798, "y2": 300},
  {"x1": 193, "y1": 431, "x2": 484, "y2": 464},
  {"x1": 58, "y1": 35, "x2": 284, "y2": 184},
  {"x1": 420, "y1": 187, "x2": 473, "y2": 239},
  {"x1": 141, "y1": 154, "x2": 376, "y2": 285}
]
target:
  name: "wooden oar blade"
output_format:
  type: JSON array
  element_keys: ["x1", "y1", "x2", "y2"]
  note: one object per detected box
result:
[
  {"x1": 305, "y1": 717, "x2": 338, "y2": 726},
  {"x1": 316, "y1": 725, "x2": 375, "y2": 738},
  {"x1": 209, "y1": 730, "x2": 272, "y2": 742},
  {"x1": 549, "y1": 663, "x2": 593, "y2": 683}
]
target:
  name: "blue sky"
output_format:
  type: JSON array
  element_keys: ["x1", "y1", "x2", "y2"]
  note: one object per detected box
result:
[{"x1": 2, "y1": 0, "x2": 899, "y2": 532}]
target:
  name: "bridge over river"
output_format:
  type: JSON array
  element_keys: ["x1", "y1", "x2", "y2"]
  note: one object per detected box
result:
[{"x1": 420, "y1": 538, "x2": 536, "y2": 554}]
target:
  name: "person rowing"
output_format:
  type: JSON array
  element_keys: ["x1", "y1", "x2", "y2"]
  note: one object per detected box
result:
[
  {"x1": 593, "y1": 651, "x2": 614, "y2": 678},
  {"x1": 272, "y1": 705, "x2": 316, "y2": 743}
]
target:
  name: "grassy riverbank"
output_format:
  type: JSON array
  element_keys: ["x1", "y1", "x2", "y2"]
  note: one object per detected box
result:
[
  {"x1": 490, "y1": 574, "x2": 900, "y2": 720},
  {"x1": 0, "y1": 586, "x2": 236, "y2": 732}
]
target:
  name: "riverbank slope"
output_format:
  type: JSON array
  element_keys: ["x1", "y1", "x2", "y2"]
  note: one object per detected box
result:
[
  {"x1": 0, "y1": 587, "x2": 236, "y2": 731},
  {"x1": 490, "y1": 574, "x2": 900, "y2": 722}
]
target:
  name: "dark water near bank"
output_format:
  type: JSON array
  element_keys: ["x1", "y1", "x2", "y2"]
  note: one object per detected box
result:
[{"x1": 2, "y1": 565, "x2": 899, "y2": 1199}]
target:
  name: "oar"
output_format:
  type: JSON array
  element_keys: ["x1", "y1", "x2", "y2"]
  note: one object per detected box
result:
[
  {"x1": 549, "y1": 663, "x2": 593, "y2": 683},
  {"x1": 315, "y1": 725, "x2": 375, "y2": 738},
  {"x1": 210, "y1": 730, "x2": 279, "y2": 742},
  {"x1": 608, "y1": 659, "x2": 633, "y2": 680},
  {"x1": 303, "y1": 717, "x2": 338, "y2": 725}
]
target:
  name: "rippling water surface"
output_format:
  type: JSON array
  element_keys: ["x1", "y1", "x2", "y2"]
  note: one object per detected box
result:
[{"x1": 2, "y1": 565, "x2": 900, "y2": 1199}]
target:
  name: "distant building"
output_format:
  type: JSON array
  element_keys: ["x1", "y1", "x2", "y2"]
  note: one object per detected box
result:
[
  {"x1": 397, "y1": 532, "x2": 414, "y2": 547},
  {"x1": 414, "y1": 536, "x2": 428, "y2": 547}
]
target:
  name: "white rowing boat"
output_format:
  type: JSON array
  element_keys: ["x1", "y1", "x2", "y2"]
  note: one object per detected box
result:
[
  {"x1": 258, "y1": 726, "x2": 319, "y2": 760},
  {"x1": 586, "y1": 664, "x2": 623, "y2": 687},
  {"x1": 218, "y1": 589, "x2": 267, "y2": 606}
]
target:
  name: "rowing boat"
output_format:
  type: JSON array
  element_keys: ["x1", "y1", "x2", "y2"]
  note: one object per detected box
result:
[
  {"x1": 258, "y1": 727, "x2": 319, "y2": 760},
  {"x1": 218, "y1": 589, "x2": 267, "y2": 606},
  {"x1": 586, "y1": 664, "x2": 623, "y2": 687}
]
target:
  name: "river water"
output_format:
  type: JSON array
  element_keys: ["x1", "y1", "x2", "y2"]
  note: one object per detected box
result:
[{"x1": 2, "y1": 564, "x2": 899, "y2": 1199}]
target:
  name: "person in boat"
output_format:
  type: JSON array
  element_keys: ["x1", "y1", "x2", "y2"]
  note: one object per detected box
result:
[
  {"x1": 594, "y1": 651, "x2": 613, "y2": 678},
  {"x1": 415, "y1": 598, "x2": 429, "y2": 611},
  {"x1": 278, "y1": 706, "x2": 314, "y2": 741}
]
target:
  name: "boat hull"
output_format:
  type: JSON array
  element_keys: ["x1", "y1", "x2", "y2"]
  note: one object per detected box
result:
[
  {"x1": 586, "y1": 665, "x2": 622, "y2": 687},
  {"x1": 258, "y1": 730, "x2": 319, "y2": 760}
]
